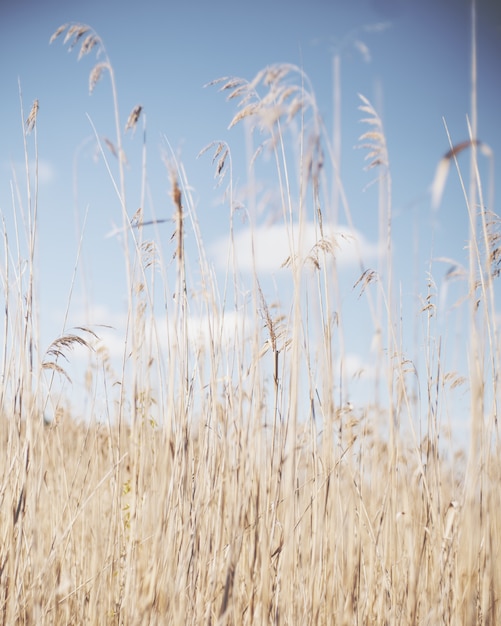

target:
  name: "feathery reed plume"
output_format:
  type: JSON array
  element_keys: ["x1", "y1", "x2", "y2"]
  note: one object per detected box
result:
[
  {"x1": 78, "y1": 33, "x2": 99, "y2": 60},
  {"x1": 50, "y1": 22, "x2": 128, "y2": 176},
  {"x1": 357, "y1": 93, "x2": 388, "y2": 175},
  {"x1": 48, "y1": 23, "x2": 67, "y2": 44},
  {"x1": 42, "y1": 327, "x2": 98, "y2": 385},
  {"x1": 89, "y1": 63, "x2": 106, "y2": 94},
  {"x1": 208, "y1": 63, "x2": 319, "y2": 157},
  {"x1": 198, "y1": 140, "x2": 229, "y2": 186}
]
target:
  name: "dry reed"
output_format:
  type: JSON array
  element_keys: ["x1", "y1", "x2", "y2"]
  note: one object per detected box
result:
[{"x1": 0, "y1": 14, "x2": 500, "y2": 625}]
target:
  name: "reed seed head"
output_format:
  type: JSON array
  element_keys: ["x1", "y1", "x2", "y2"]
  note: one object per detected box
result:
[{"x1": 25, "y1": 98, "x2": 39, "y2": 133}]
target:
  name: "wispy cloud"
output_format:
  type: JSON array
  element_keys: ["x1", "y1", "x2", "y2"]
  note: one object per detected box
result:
[
  {"x1": 209, "y1": 221, "x2": 380, "y2": 274},
  {"x1": 35, "y1": 159, "x2": 56, "y2": 185},
  {"x1": 59, "y1": 303, "x2": 254, "y2": 364},
  {"x1": 2, "y1": 158, "x2": 56, "y2": 186}
]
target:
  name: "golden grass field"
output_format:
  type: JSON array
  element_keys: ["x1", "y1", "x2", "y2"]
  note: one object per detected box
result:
[{"x1": 1, "y1": 19, "x2": 500, "y2": 625}]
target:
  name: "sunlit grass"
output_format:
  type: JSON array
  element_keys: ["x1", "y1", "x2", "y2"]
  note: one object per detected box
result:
[{"x1": 0, "y1": 17, "x2": 500, "y2": 625}]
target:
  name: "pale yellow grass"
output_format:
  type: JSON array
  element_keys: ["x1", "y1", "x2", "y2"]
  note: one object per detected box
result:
[
  {"x1": 2, "y1": 407, "x2": 499, "y2": 624},
  {"x1": 1, "y1": 15, "x2": 500, "y2": 624}
]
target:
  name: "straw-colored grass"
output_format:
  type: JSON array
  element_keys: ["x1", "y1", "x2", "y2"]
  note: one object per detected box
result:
[
  {"x1": 2, "y1": 407, "x2": 496, "y2": 624},
  {"x1": 1, "y1": 14, "x2": 500, "y2": 625}
]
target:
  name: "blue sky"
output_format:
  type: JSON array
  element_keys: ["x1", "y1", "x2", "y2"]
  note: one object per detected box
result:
[{"x1": 1, "y1": 0, "x2": 500, "y2": 440}]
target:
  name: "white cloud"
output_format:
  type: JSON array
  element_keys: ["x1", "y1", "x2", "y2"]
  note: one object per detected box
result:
[
  {"x1": 341, "y1": 351, "x2": 378, "y2": 382},
  {"x1": 2, "y1": 158, "x2": 56, "y2": 186},
  {"x1": 36, "y1": 159, "x2": 56, "y2": 185},
  {"x1": 209, "y1": 221, "x2": 380, "y2": 274},
  {"x1": 60, "y1": 303, "x2": 254, "y2": 363}
]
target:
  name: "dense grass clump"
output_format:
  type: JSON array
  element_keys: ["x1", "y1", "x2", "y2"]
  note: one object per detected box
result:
[{"x1": 0, "y1": 19, "x2": 500, "y2": 625}]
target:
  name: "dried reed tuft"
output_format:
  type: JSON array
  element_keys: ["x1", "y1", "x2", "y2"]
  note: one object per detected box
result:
[
  {"x1": 78, "y1": 33, "x2": 99, "y2": 60},
  {"x1": 50, "y1": 23, "x2": 102, "y2": 57},
  {"x1": 125, "y1": 104, "x2": 142, "y2": 134},
  {"x1": 25, "y1": 98, "x2": 39, "y2": 133},
  {"x1": 88, "y1": 62, "x2": 106, "y2": 94},
  {"x1": 210, "y1": 64, "x2": 313, "y2": 137},
  {"x1": 198, "y1": 140, "x2": 230, "y2": 186},
  {"x1": 354, "y1": 267, "x2": 379, "y2": 297},
  {"x1": 357, "y1": 93, "x2": 388, "y2": 172}
]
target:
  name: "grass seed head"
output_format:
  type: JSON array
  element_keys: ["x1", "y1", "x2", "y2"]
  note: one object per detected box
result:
[
  {"x1": 89, "y1": 63, "x2": 106, "y2": 94},
  {"x1": 49, "y1": 23, "x2": 68, "y2": 44},
  {"x1": 25, "y1": 99, "x2": 39, "y2": 133},
  {"x1": 125, "y1": 105, "x2": 143, "y2": 134},
  {"x1": 78, "y1": 34, "x2": 99, "y2": 60}
]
